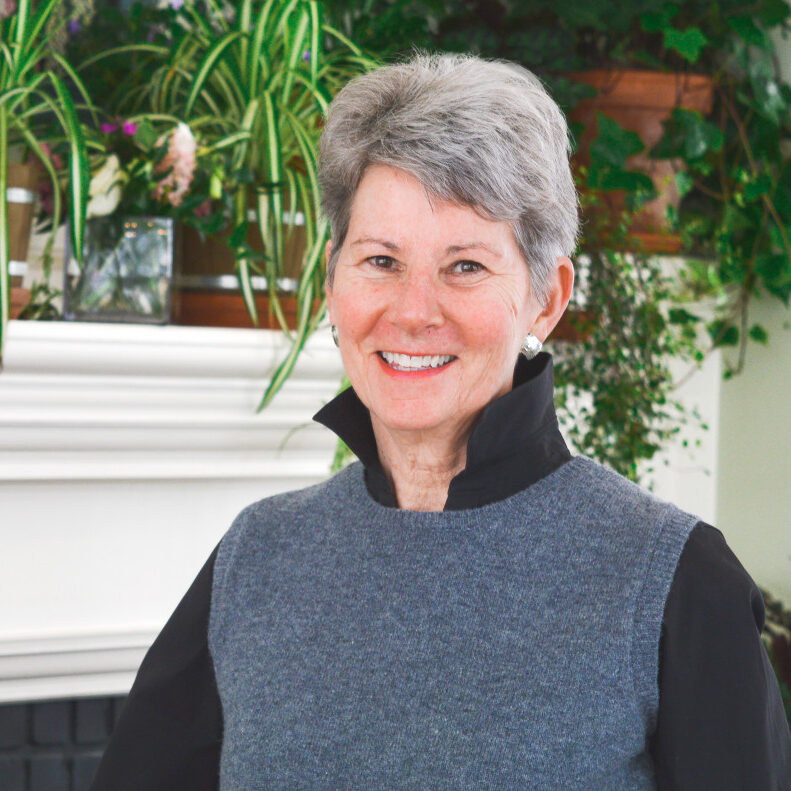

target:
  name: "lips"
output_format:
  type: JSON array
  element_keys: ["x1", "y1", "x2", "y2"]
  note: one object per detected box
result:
[{"x1": 378, "y1": 351, "x2": 456, "y2": 371}]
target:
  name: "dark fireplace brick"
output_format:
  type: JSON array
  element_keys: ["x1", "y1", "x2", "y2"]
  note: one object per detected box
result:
[
  {"x1": 31, "y1": 703, "x2": 71, "y2": 747},
  {"x1": 73, "y1": 753, "x2": 102, "y2": 791},
  {"x1": 0, "y1": 756, "x2": 25, "y2": 791},
  {"x1": 74, "y1": 700, "x2": 111, "y2": 746},
  {"x1": 29, "y1": 755, "x2": 69, "y2": 791},
  {"x1": 0, "y1": 696, "x2": 126, "y2": 791},
  {"x1": 0, "y1": 706, "x2": 26, "y2": 750}
]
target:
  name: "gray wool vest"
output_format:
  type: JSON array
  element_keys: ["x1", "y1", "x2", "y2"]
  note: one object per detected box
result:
[{"x1": 209, "y1": 456, "x2": 700, "y2": 790}]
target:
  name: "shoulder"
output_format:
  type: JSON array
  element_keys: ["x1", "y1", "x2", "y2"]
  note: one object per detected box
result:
[
  {"x1": 209, "y1": 462, "x2": 364, "y2": 625},
  {"x1": 551, "y1": 457, "x2": 700, "y2": 555},
  {"x1": 652, "y1": 524, "x2": 791, "y2": 786},
  {"x1": 218, "y1": 461, "x2": 363, "y2": 556},
  {"x1": 666, "y1": 522, "x2": 765, "y2": 635}
]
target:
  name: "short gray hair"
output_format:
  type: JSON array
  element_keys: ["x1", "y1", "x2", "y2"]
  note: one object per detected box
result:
[{"x1": 318, "y1": 52, "x2": 579, "y2": 303}]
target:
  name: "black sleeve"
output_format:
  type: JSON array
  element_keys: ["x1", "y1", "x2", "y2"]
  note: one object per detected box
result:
[
  {"x1": 651, "y1": 522, "x2": 791, "y2": 790},
  {"x1": 90, "y1": 546, "x2": 223, "y2": 791}
]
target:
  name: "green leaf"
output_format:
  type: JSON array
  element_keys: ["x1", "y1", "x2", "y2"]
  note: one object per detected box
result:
[
  {"x1": 756, "y1": 0, "x2": 790, "y2": 26},
  {"x1": 663, "y1": 27, "x2": 708, "y2": 63},
  {"x1": 748, "y1": 324, "x2": 769, "y2": 344},
  {"x1": 229, "y1": 221, "x2": 249, "y2": 249},
  {"x1": 591, "y1": 113, "x2": 644, "y2": 166},
  {"x1": 589, "y1": 166, "x2": 655, "y2": 195},
  {"x1": 706, "y1": 319, "x2": 739, "y2": 347},
  {"x1": 184, "y1": 31, "x2": 244, "y2": 117},
  {"x1": 676, "y1": 171, "x2": 693, "y2": 198},
  {"x1": 654, "y1": 107, "x2": 723, "y2": 161},
  {"x1": 773, "y1": 163, "x2": 791, "y2": 223},
  {"x1": 668, "y1": 308, "x2": 699, "y2": 325},
  {"x1": 726, "y1": 16, "x2": 765, "y2": 47},
  {"x1": 49, "y1": 74, "x2": 88, "y2": 264},
  {"x1": 756, "y1": 253, "x2": 791, "y2": 296},
  {"x1": 133, "y1": 120, "x2": 158, "y2": 149},
  {"x1": 743, "y1": 175, "x2": 772, "y2": 202},
  {"x1": 640, "y1": 6, "x2": 678, "y2": 33}
]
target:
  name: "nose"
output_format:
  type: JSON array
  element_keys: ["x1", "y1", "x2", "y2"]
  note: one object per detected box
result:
[{"x1": 384, "y1": 270, "x2": 445, "y2": 334}]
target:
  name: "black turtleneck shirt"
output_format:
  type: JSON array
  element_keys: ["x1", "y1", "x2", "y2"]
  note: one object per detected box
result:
[{"x1": 90, "y1": 353, "x2": 791, "y2": 791}]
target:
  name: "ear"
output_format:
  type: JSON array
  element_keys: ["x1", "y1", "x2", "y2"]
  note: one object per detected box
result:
[
  {"x1": 530, "y1": 256, "x2": 575, "y2": 343},
  {"x1": 324, "y1": 239, "x2": 334, "y2": 320}
]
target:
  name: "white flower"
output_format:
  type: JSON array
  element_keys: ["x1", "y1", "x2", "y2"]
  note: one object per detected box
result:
[
  {"x1": 86, "y1": 154, "x2": 122, "y2": 218},
  {"x1": 154, "y1": 122, "x2": 197, "y2": 208}
]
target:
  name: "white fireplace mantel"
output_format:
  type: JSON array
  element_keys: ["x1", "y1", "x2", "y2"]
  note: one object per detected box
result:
[{"x1": 0, "y1": 320, "x2": 344, "y2": 703}]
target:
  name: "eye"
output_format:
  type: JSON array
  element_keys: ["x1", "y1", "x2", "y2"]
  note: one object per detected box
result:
[
  {"x1": 367, "y1": 255, "x2": 397, "y2": 270},
  {"x1": 451, "y1": 260, "x2": 486, "y2": 274}
]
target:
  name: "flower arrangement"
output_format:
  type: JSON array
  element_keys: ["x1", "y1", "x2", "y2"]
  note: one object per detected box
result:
[{"x1": 85, "y1": 120, "x2": 203, "y2": 221}]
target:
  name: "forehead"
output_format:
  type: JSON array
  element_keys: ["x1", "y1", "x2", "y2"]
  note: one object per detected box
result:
[{"x1": 347, "y1": 164, "x2": 516, "y2": 251}]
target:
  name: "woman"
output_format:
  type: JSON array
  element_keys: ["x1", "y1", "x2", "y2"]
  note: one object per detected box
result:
[{"x1": 91, "y1": 54, "x2": 791, "y2": 790}]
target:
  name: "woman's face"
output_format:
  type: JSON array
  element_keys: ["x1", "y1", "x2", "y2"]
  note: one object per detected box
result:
[{"x1": 326, "y1": 164, "x2": 551, "y2": 440}]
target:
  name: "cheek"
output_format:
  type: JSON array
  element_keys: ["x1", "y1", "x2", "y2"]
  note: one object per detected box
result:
[
  {"x1": 331, "y1": 284, "x2": 388, "y2": 351},
  {"x1": 456, "y1": 296, "x2": 524, "y2": 351},
  {"x1": 335, "y1": 298, "x2": 378, "y2": 342}
]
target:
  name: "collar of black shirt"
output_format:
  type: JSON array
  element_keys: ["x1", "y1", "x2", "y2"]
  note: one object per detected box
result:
[{"x1": 313, "y1": 351, "x2": 571, "y2": 510}]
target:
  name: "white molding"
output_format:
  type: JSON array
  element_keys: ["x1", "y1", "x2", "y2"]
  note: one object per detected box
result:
[
  {"x1": 0, "y1": 631, "x2": 156, "y2": 703},
  {"x1": 2, "y1": 319, "x2": 341, "y2": 378},
  {"x1": 0, "y1": 320, "x2": 344, "y2": 482}
]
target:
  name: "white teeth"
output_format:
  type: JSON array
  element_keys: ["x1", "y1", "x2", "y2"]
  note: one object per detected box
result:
[{"x1": 381, "y1": 352, "x2": 454, "y2": 370}]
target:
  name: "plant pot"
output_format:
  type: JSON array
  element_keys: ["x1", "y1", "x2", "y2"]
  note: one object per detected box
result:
[
  {"x1": 170, "y1": 281, "x2": 321, "y2": 330},
  {"x1": 567, "y1": 70, "x2": 714, "y2": 253},
  {"x1": 179, "y1": 215, "x2": 307, "y2": 279},
  {"x1": 173, "y1": 211, "x2": 309, "y2": 328},
  {"x1": 6, "y1": 162, "x2": 40, "y2": 287},
  {"x1": 64, "y1": 216, "x2": 177, "y2": 324},
  {"x1": 9, "y1": 286, "x2": 30, "y2": 319}
]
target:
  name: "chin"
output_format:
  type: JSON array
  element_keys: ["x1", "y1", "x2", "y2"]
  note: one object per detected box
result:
[{"x1": 373, "y1": 404, "x2": 451, "y2": 434}]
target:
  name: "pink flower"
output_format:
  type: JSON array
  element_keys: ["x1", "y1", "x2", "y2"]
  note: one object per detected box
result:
[
  {"x1": 122, "y1": 121, "x2": 138, "y2": 136},
  {"x1": 101, "y1": 122, "x2": 118, "y2": 134},
  {"x1": 194, "y1": 200, "x2": 212, "y2": 218},
  {"x1": 153, "y1": 123, "x2": 197, "y2": 207},
  {"x1": 0, "y1": 0, "x2": 17, "y2": 19}
]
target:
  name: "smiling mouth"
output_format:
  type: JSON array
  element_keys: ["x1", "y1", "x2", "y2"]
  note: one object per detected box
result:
[{"x1": 378, "y1": 351, "x2": 456, "y2": 371}]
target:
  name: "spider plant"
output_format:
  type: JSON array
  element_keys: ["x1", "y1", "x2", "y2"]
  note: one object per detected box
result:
[
  {"x1": 89, "y1": 0, "x2": 378, "y2": 407},
  {"x1": 0, "y1": 0, "x2": 90, "y2": 366}
]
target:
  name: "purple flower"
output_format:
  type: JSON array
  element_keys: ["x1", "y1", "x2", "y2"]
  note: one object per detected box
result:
[
  {"x1": 67, "y1": 17, "x2": 81, "y2": 34},
  {"x1": 302, "y1": 49, "x2": 311, "y2": 62},
  {"x1": 169, "y1": 0, "x2": 184, "y2": 9},
  {"x1": 101, "y1": 123, "x2": 118, "y2": 134},
  {"x1": 122, "y1": 121, "x2": 138, "y2": 136}
]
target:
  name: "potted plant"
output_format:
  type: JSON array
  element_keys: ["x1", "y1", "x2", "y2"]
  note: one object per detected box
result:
[{"x1": 0, "y1": 0, "x2": 90, "y2": 365}]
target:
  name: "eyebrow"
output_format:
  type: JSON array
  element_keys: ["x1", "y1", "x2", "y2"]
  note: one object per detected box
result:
[{"x1": 350, "y1": 237, "x2": 501, "y2": 257}]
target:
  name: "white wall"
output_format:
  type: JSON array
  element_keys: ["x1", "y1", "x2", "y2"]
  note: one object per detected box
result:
[{"x1": 717, "y1": 297, "x2": 791, "y2": 601}]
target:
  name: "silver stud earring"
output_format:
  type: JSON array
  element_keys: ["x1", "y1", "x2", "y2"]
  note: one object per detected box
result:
[
  {"x1": 331, "y1": 325, "x2": 339, "y2": 347},
  {"x1": 520, "y1": 333, "x2": 542, "y2": 360}
]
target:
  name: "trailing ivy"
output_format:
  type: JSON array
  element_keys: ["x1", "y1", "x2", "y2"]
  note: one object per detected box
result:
[{"x1": 550, "y1": 191, "x2": 702, "y2": 481}]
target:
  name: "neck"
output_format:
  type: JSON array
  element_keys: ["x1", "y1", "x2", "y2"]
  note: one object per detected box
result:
[{"x1": 371, "y1": 417, "x2": 476, "y2": 511}]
